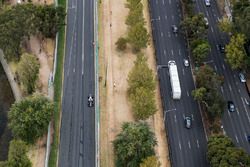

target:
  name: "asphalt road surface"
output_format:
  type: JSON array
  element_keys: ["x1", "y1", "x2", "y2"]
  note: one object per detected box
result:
[
  {"x1": 58, "y1": 0, "x2": 96, "y2": 166},
  {"x1": 194, "y1": 0, "x2": 250, "y2": 154},
  {"x1": 149, "y1": 0, "x2": 208, "y2": 167}
]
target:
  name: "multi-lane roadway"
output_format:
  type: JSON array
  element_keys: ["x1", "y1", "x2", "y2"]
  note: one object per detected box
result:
[
  {"x1": 58, "y1": 0, "x2": 96, "y2": 166},
  {"x1": 194, "y1": 0, "x2": 250, "y2": 154},
  {"x1": 149, "y1": 0, "x2": 208, "y2": 167}
]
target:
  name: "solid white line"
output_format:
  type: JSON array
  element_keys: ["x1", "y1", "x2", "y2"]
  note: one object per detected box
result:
[{"x1": 82, "y1": 0, "x2": 85, "y2": 75}]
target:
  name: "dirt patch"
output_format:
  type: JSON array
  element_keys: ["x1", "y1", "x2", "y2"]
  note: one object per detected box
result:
[{"x1": 99, "y1": 0, "x2": 170, "y2": 166}]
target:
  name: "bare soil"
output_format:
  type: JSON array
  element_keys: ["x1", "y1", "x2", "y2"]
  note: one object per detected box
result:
[{"x1": 99, "y1": 0, "x2": 170, "y2": 166}]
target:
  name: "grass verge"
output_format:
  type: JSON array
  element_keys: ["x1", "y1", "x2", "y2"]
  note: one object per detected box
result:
[{"x1": 48, "y1": 0, "x2": 66, "y2": 166}]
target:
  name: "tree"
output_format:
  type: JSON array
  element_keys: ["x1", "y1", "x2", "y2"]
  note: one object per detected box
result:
[
  {"x1": 192, "y1": 87, "x2": 207, "y2": 103},
  {"x1": 130, "y1": 87, "x2": 157, "y2": 120},
  {"x1": 180, "y1": 13, "x2": 208, "y2": 40},
  {"x1": 126, "y1": 3, "x2": 144, "y2": 26},
  {"x1": 113, "y1": 122, "x2": 157, "y2": 167},
  {"x1": 115, "y1": 37, "x2": 127, "y2": 51},
  {"x1": 17, "y1": 53, "x2": 40, "y2": 94},
  {"x1": 207, "y1": 135, "x2": 250, "y2": 167},
  {"x1": 191, "y1": 40, "x2": 210, "y2": 64},
  {"x1": 140, "y1": 156, "x2": 160, "y2": 167},
  {"x1": 7, "y1": 140, "x2": 31, "y2": 167},
  {"x1": 8, "y1": 94, "x2": 54, "y2": 144},
  {"x1": 126, "y1": 0, "x2": 142, "y2": 10},
  {"x1": 225, "y1": 33, "x2": 247, "y2": 69},
  {"x1": 127, "y1": 54, "x2": 155, "y2": 96},
  {"x1": 218, "y1": 17, "x2": 234, "y2": 34},
  {"x1": 128, "y1": 22, "x2": 149, "y2": 51}
]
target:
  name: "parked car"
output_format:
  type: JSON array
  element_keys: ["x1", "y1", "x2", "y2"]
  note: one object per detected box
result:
[
  {"x1": 184, "y1": 116, "x2": 192, "y2": 129},
  {"x1": 205, "y1": 0, "x2": 210, "y2": 6},
  {"x1": 239, "y1": 72, "x2": 246, "y2": 83},
  {"x1": 227, "y1": 101, "x2": 235, "y2": 112},
  {"x1": 183, "y1": 59, "x2": 189, "y2": 67},
  {"x1": 172, "y1": 25, "x2": 178, "y2": 33},
  {"x1": 88, "y1": 94, "x2": 94, "y2": 107}
]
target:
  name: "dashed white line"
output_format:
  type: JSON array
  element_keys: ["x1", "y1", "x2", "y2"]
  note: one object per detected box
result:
[
  {"x1": 220, "y1": 86, "x2": 224, "y2": 93},
  {"x1": 164, "y1": 49, "x2": 166, "y2": 56},
  {"x1": 211, "y1": 27, "x2": 214, "y2": 33},
  {"x1": 238, "y1": 89, "x2": 240, "y2": 93},
  {"x1": 162, "y1": 0, "x2": 165, "y2": 5},
  {"x1": 214, "y1": 65, "x2": 217, "y2": 71},
  {"x1": 165, "y1": 15, "x2": 167, "y2": 20},
  {"x1": 161, "y1": 32, "x2": 163, "y2": 37},
  {"x1": 206, "y1": 11, "x2": 209, "y2": 16},
  {"x1": 171, "y1": 49, "x2": 174, "y2": 55},
  {"x1": 169, "y1": 0, "x2": 171, "y2": 4},
  {"x1": 235, "y1": 135, "x2": 239, "y2": 143},
  {"x1": 241, "y1": 97, "x2": 250, "y2": 123},
  {"x1": 236, "y1": 108, "x2": 240, "y2": 115},
  {"x1": 187, "y1": 91, "x2": 189, "y2": 97},
  {"x1": 191, "y1": 114, "x2": 194, "y2": 120},
  {"x1": 182, "y1": 69, "x2": 185, "y2": 75},
  {"x1": 172, "y1": 15, "x2": 174, "y2": 20},
  {"x1": 222, "y1": 64, "x2": 225, "y2": 70},
  {"x1": 73, "y1": 68, "x2": 75, "y2": 73},
  {"x1": 174, "y1": 115, "x2": 177, "y2": 122},
  {"x1": 217, "y1": 17, "x2": 220, "y2": 22},
  {"x1": 197, "y1": 140, "x2": 200, "y2": 148},
  {"x1": 179, "y1": 49, "x2": 181, "y2": 55},
  {"x1": 188, "y1": 141, "x2": 191, "y2": 149},
  {"x1": 156, "y1": 0, "x2": 158, "y2": 4},
  {"x1": 228, "y1": 84, "x2": 232, "y2": 91},
  {"x1": 179, "y1": 141, "x2": 182, "y2": 150}
]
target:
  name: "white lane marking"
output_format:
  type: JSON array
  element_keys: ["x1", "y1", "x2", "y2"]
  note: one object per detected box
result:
[
  {"x1": 197, "y1": 140, "x2": 200, "y2": 148},
  {"x1": 165, "y1": 15, "x2": 167, "y2": 20},
  {"x1": 245, "y1": 133, "x2": 247, "y2": 141},
  {"x1": 156, "y1": 0, "x2": 158, "y2": 4},
  {"x1": 222, "y1": 64, "x2": 225, "y2": 70},
  {"x1": 238, "y1": 89, "x2": 240, "y2": 93},
  {"x1": 206, "y1": 11, "x2": 209, "y2": 16},
  {"x1": 187, "y1": 91, "x2": 189, "y2": 97},
  {"x1": 191, "y1": 114, "x2": 194, "y2": 120},
  {"x1": 172, "y1": 15, "x2": 174, "y2": 20},
  {"x1": 174, "y1": 115, "x2": 177, "y2": 122},
  {"x1": 73, "y1": 68, "x2": 75, "y2": 73},
  {"x1": 228, "y1": 84, "x2": 232, "y2": 91},
  {"x1": 171, "y1": 49, "x2": 174, "y2": 56},
  {"x1": 236, "y1": 108, "x2": 240, "y2": 115},
  {"x1": 188, "y1": 141, "x2": 191, "y2": 149},
  {"x1": 179, "y1": 49, "x2": 181, "y2": 55},
  {"x1": 214, "y1": 65, "x2": 217, "y2": 71},
  {"x1": 179, "y1": 141, "x2": 182, "y2": 150},
  {"x1": 217, "y1": 17, "x2": 220, "y2": 22},
  {"x1": 245, "y1": 98, "x2": 249, "y2": 105},
  {"x1": 183, "y1": 114, "x2": 185, "y2": 119},
  {"x1": 161, "y1": 32, "x2": 163, "y2": 37},
  {"x1": 164, "y1": 50, "x2": 166, "y2": 56},
  {"x1": 241, "y1": 97, "x2": 250, "y2": 123},
  {"x1": 182, "y1": 68, "x2": 185, "y2": 75},
  {"x1": 220, "y1": 86, "x2": 224, "y2": 94},
  {"x1": 162, "y1": 0, "x2": 165, "y2": 5},
  {"x1": 211, "y1": 27, "x2": 214, "y2": 33},
  {"x1": 169, "y1": 0, "x2": 171, "y2": 4},
  {"x1": 234, "y1": 74, "x2": 236, "y2": 78},
  {"x1": 228, "y1": 109, "x2": 231, "y2": 117},
  {"x1": 235, "y1": 135, "x2": 239, "y2": 143}
]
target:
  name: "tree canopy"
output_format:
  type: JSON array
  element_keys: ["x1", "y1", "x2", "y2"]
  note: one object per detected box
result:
[
  {"x1": 191, "y1": 39, "x2": 210, "y2": 64},
  {"x1": 17, "y1": 53, "x2": 40, "y2": 94},
  {"x1": 113, "y1": 122, "x2": 157, "y2": 167},
  {"x1": 207, "y1": 135, "x2": 250, "y2": 167},
  {"x1": 218, "y1": 17, "x2": 234, "y2": 34},
  {"x1": 225, "y1": 33, "x2": 247, "y2": 70},
  {"x1": 140, "y1": 156, "x2": 160, "y2": 167},
  {"x1": 8, "y1": 94, "x2": 54, "y2": 144}
]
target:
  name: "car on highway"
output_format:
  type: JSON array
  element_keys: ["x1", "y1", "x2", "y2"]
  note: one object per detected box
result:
[
  {"x1": 239, "y1": 72, "x2": 246, "y2": 83},
  {"x1": 217, "y1": 44, "x2": 225, "y2": 53},
  {"x1": 183, "y1": 59, "x2": 189, "y2": 67},
  {"x1": 184, "y1": 116, "x2": 192, "y2": 129},
  {"x1": 172, "y1": 25, "x2": 178, "y2": 33},
  {"x1": 228, "y1": 101, "x2": 235, "y2": 112},
  {"x1": 204, "y1": 17, "x2": 209, "y2": 27},
  {"x1": 88, "y1": 94, "x2": 94, "y2": 107},
  {"x1": 248, "y1": 136, "x2": 250, "y2": 142},
  {"x1": 205, "y1": 0, "x2": 210, "y2": 6}
]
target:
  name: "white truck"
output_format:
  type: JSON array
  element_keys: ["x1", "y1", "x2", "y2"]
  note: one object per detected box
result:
[{"x1": 168, "y1": 60, "x2": 181, "y2": 99}]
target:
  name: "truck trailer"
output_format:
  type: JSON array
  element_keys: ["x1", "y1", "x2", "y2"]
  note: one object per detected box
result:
[{"x1": 168, "y1": 60, "x2": 181, "y2": 99}]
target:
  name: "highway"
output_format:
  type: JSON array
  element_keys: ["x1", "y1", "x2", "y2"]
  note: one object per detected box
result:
[
  {"x1": 58, "y1": 0, "x2": 96, "y2": 166},
  {"x1": 149, "y1": 0, "x2": 208, "y2": 167},
  {"x1": 194, "y1": 0, "x2": 250, "y2": 153}
]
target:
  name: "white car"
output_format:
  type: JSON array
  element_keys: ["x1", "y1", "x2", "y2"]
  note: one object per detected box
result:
[
  {"x1": 205, "y1": 0, "x2": 210, "y2": 6},
  {"x1": 183, "y1": 59, "x2": 189, "y2": 67},
  {"x1": 204, "y1": 17, "x2": 209, "y2": 26}
]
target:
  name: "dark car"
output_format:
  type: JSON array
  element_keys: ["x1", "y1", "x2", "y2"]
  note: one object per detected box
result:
[
  {"x1": 88, "y1": 94, "x2": 94, "y2": 107},
  {"x1": 239, "y1": 72, "x2": 246, "y2": 83},
  {"x1": 217, "y1": 44, "x2": 225, "y2": 53},
  {"x1": 248, "y1": 136, "x2": 250, "y2": 142},
  {"x1": 184, "y1": 116, "x2": 192, "y2": 129},
  {"x1": 172, "y1": 25, "x2": 178, "y2": 33},
  {"x1": 228, "y1": 101, "x2": 235, "y2": 112}
]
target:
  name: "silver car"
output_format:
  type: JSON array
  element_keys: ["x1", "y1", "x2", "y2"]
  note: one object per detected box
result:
[
  {"x1": 183, "y1": 59, "x2": 189, "y2": 67},
  {"x1": 239, "y1": 72, "x2": 246, "y2": 83}
]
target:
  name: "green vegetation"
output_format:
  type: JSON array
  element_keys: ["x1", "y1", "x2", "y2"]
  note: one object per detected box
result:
[
  {"x1": 8, "y1": 94, "x2": 54, "y2": 144},
  {"x1": 218, "y1": 17, "x2": 233, "y2": 34},
  {"x1": 193, "y1": 65, "x2": 224, "y2": 118},
  {"x1": 0, "y1": 4, "x2": 65, "y2": 60},
  {"x1": 115, "y1": 37, "x2": 127, "y2": 51},
  {"x1": 225, "y1": 33, "x2": 247, "y2": 70},
  {"x1": 140, "y1": 156, "x2": 160, "y2": 167},
  {"x1": 0, "y1": 140, "x2": 32, "y2": 167},
  {"x1": 191, "y1": 39, "x2": 210, "y2": 64},
  {"x1": 17, "y1": 53, "x2": 40, "y2": 94},
  {"x1": 113, "y1": 122, "x2": 157, "y2": 167},
  {"x1": 127, "y1": 54, "x2": 156, "y2": 120},
  {"x1": 207, "y1": 135, "x2": 250, "y2": 167}
]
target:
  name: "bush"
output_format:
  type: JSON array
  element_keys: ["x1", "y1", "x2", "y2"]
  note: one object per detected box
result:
[{"x1": 115, "y1": 37, "x2": 127, "y2": 51}]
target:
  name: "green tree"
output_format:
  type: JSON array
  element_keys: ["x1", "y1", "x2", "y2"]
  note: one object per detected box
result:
[
  {"x1": 126, "y1": 0, "x2": 142, "y2": 10},
  {"x1": 127, "y1": 54, "x2": 155, "y2": 96},
  {"x1": 225, "y1": 33, "x2": 247, "y2": 69},
  {"x1": 207, "y1": 135, "x2": 250, "y2": 167},
  {"x1": 192, "y1": 87, "x2": 207, "y2": 103},
  {"x1": 7, "y1": 140, "x2": 31, "y2": 167},
  {"x1": 113, "y1": 122, "x2": 157, "y2": 167},
  {"x1": 8, "y1": 94, "x2": 54, "y2": 144},
  {"x1": 17, "y1": 53, "x2": 40, "y2": 94},
  {"x1": 130, "y1": 87, "x2": 157, "y2": 120},
  {"x1": 115, "y1": 37, "x2": 127, "y2": 51},
  {"x1": 128, "y1": 22, "x2": 149, "y2": 51},
  {"x1": 180, "y1": 13, "x2": 208, "y2": 40},
  {"x1": 126, "y1": 3, "x2": 144, "y2": 26},
  {"x1": 140, "y1": 156, "x2": 160, "y2": 167},
  {"x1": 192, "y1": 40, "x2": 210, "y2": 64},
  {"x1": 218, "y1": 17, "x2": 234, "y2": 34}
]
